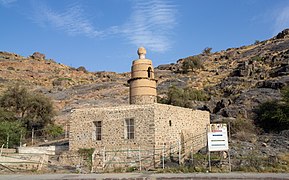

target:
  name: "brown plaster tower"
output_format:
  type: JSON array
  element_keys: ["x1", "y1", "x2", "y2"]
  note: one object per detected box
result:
[{"x1": 128, "y1": 47, "x2": 157, "y2": 104}]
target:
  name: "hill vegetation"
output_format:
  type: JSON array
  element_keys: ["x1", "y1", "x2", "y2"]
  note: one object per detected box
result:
[
  {"x1": 158, "y1": 86, "x2": 209, "y2": 108},
  {"x1": 0, "y1": 84, "x2": 61, "y2": 147},
  {"x1": 0, "y1": 29, "x2": 288, "y2": 171},
  {"x1": 255, "y1": 86, "x2": 289, "y2": 132}
]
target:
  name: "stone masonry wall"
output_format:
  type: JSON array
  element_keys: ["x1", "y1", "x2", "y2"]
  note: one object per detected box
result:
[
  {"x1": 70, "y1": 105, "x2": 156, "y2": 151},
  {"x1": 130, "y1": 95, "x2": 157, "y2": 105},
  {"x1": 153, "y1": 104, "x2": 210, "y2": 159},
  {"x1": 69, "y1": 103, "x2": 210, "y2": 170}
]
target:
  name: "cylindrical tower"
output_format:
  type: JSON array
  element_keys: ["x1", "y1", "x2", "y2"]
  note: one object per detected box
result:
[{"x1": 128, "y1": 47, "x2": 157, "y2": 104}]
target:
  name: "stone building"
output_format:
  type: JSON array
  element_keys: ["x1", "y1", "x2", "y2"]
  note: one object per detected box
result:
[{"x1": 69, "y1": 47, "x2": 210, "y2": 170}]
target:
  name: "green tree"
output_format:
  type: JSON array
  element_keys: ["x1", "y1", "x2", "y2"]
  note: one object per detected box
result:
[
  {"x1": 0, "y1": 121, "x2": 26, "y2": 148},
  {"x1": 44, "y1": 124, "x2": 64, "y2": 139},
  {"x1": 158, "y1": 86, "x2": 209, "y2": 108},
  {"x1": 167, "y1": 86, "x2": 185, "y2": 107},
  {"x1": 0, "y1": 107, "x2": 16, "y2": 122},
  {"x1": 0, "y1": 85, "x2": 55, "y2": 131},
  {"x1": 184, "y1": 87, "x2": 209, "y2": 101},
  {"x1": 0, "y1": 85, "x2": 30, "y2": 118},
  {"x1": 255, "y1": 86, "x2": 289, "y2": 132},
  {"x1": 254, "y1": 40, "x2": 260, "y2": 45},
  {"x1": 182, "y1": 56, "x2": 203, "y2": 73},
  {"x1": 24, "y1": 93, "x2": 54, "y2": 130}
]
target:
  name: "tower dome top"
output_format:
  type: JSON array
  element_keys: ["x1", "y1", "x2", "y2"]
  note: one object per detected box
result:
[{"x1": 137, "y1": 47, "x2": 146, "y2": 59}]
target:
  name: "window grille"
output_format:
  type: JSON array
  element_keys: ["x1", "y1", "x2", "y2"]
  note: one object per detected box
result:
[
  {"x1": 94, "y1": 121, "x2": 102, "y2": 140},
  {"x1": 125, "y1": 118, "x2": 134, "y2": 139}
]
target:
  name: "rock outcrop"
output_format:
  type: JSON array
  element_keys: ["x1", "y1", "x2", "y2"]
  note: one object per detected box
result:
[
  {"x1": 31, "y1": 52, "x2": 45, "y2": 60},
  {"x1": 1, "y1": 29, "x2": 289, "y2": 127}
]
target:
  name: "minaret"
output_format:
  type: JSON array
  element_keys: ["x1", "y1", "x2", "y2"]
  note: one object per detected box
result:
[{"x1": 128, "y1": 47, "x2": 157, "y2": 104}]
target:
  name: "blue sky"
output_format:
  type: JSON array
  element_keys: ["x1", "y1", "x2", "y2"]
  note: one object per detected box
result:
[{"x1": 1, "y1": 0, "x2": 289, "y2": 72}]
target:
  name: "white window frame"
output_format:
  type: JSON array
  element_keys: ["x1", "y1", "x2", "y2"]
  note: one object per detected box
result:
[{"x1": 124, "y1": 118, "x2": 134, "y2": 139}]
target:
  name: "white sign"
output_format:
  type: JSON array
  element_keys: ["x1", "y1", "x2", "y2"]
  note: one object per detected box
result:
[{"x1": 207, "y1": 124, "x2": 229, "y2": 152}]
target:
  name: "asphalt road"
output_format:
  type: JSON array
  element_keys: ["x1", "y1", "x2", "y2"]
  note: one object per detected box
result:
[{"x1": 0, "y1": 172, "x2": 288, "y2": 180}]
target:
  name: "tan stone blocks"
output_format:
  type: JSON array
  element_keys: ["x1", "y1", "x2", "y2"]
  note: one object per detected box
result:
[
  {"x1": 130, "y1": 96, "x2": 157, "y2": 105},
  {"x1": 70, "y1": 104, "x2": 209, "y2": 152}
]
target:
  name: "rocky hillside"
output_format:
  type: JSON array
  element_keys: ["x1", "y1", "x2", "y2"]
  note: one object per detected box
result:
[
  {"x1": 1, "y1": 29, "x2": 289, "y2": 127},
  {"x1": 157, "y1": 29, "x2": 289, "y2": 122},
  {"x1": 0, "y1": 52, "x2": 130, "y2": 125}
]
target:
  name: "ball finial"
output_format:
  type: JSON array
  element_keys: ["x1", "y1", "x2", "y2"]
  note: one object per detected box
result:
[{"x1": 137, "y1": 47, "x2": 146, "y2": 59}]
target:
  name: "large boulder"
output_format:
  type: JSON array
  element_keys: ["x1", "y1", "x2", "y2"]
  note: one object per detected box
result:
[
  {"x1": 257, "y1": 76, "x2": 289, "y2": 89},
  {"x1": 202, "y1": 96, "x2": 220, "y2": 113},
  {"x1": 276, "y1": 29, "x2": 289, "y2": 39},
  {"x1": 270, "y1": 66, "x2": 289, "y2": 77},
  {"x1": 31, "y1": 52, "x2": 45, "y2": 60},
  {"x1": 233, "y1": 88, "x2": 281, "y2": 119},
  {"x1": 232, "y1": 61, "x2": 258, "y2": 78},
  {"x1": 156, "y1": 64, "x2": 173, "y2": 70},
  {"x1": 218, "y1": 105, "x2": 248, "y2": 118},
  {"x1": 207, "y1": 87, "x2": 282, "y2": 120},
  {"x1": 203, "y1": 97, "x2": 232, "y2": 114}
]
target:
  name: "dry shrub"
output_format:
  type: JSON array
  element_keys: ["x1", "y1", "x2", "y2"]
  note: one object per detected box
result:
[
  {"x1": 235, "y1": 131, "x2": 257, "y2": 142},
  {"x1": 226, "y1": 117, "x2": 258, "y2": 141}
]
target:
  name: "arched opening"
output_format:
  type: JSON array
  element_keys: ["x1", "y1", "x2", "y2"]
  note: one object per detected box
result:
[{"x1": 147, "y1": 67, "x2": 152, "y2": 78}]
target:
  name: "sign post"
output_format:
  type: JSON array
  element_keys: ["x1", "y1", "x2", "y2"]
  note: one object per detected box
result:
[{"x1": 207, "y1": 123, "x2": 231, "y2": 172}]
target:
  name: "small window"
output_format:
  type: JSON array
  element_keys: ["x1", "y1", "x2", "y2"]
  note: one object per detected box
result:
[
  {"x1": 125, "y1": 118, "x2": 134, "y2": 139},
  {"x1": 169, "y1": 120, "x2": 172, "y2": 126},
  {"x1": 147, "y1": 67, "x2": 152, "y2": 78},
  {"x1": 94, "y1": 121, "x2": 102, "y2": 141}
]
